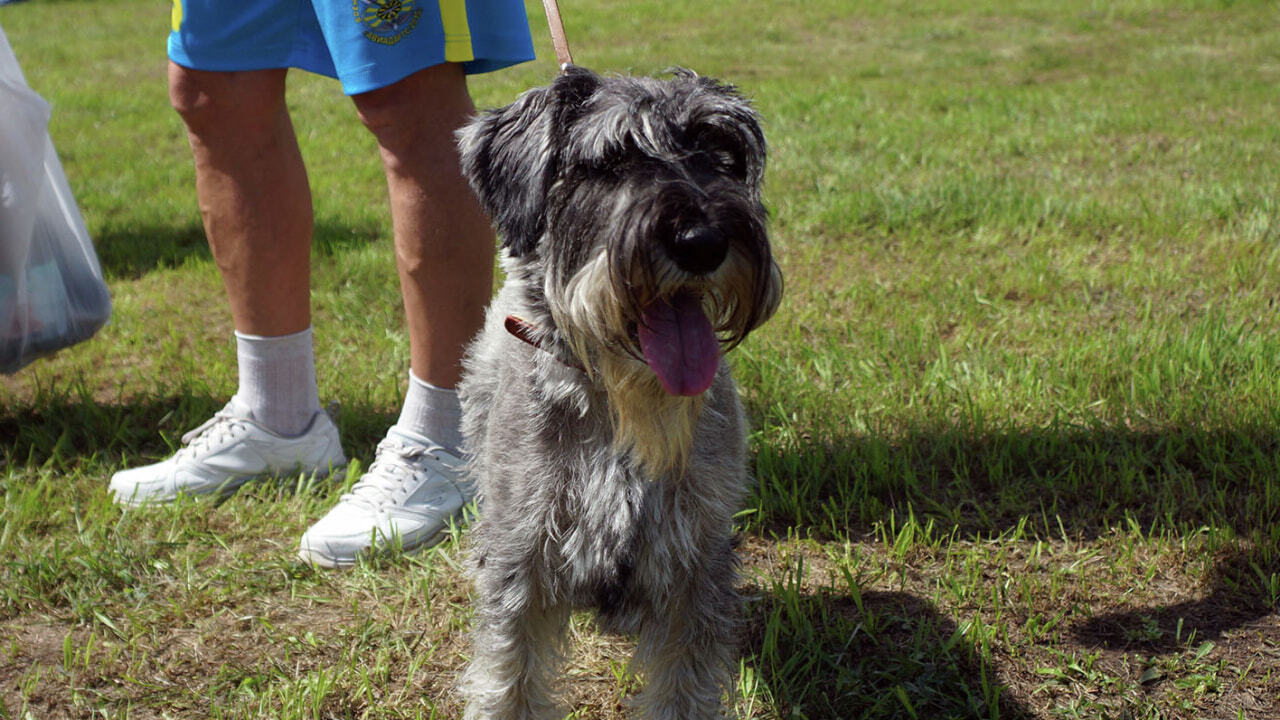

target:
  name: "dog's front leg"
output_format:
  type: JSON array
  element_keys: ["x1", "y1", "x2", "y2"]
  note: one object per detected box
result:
[
  {"x1": 462, "y1": 571, "x2": 569, "y2": 720},
  {"x1": 630, "y1": 550, "x2": 740, "y2": 720}
]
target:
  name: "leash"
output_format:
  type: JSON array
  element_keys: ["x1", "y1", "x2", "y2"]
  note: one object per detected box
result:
[
  {"x1": 502, "y1": 5, "x2": 576, "y2": 365},
  {"x1": 539, "y1": 0, "x2": 574, "y2": 71},
  {"x1": 502, "y1": 6, "x2": 580, "y2": 368}
]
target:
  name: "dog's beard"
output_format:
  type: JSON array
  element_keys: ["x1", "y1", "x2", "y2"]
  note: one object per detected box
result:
[
  {"x1": 598, "y1": 354, "x2": 704, "y2": 476},
  {"x1": 548, "y1": 253, "x2": 710, "y2": 475}
]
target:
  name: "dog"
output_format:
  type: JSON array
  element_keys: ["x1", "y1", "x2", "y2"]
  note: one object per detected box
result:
[{"x1": 455, "y1": 66, "x2": 782, "y2": 720}]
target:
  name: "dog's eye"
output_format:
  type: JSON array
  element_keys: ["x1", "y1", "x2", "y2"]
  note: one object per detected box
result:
[
  {"x1": 696, "y1": 146, "x2": 747, "y2": 180},
  {"x1": 710, "y1": 149, "x2": 742, "y2": 173},
  {"x1": 575, "y1": 151, "x2": 623, "y2": 179},
  {"x1": 691, "y1": 126, "x2": 749, "y2": 179}
]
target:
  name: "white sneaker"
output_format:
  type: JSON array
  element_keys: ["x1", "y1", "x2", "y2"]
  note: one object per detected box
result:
[
  {"x1": 297, "y1": 428, "x2": 472, "y2": 568},
  {"x1": 109, "y1": 398, "x2": 347, "y2": 507}
]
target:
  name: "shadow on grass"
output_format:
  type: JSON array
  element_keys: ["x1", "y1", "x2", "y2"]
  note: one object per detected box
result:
[
  {"x1": 747, "y1": 424, "x2": 1280, "y2": 680},
  {"x1": 745, "y1": 584, "x2": 1033, "y2": 720},
  {"x1": 749, "y1": 426, "x2": 1280, "y2": 541},
  {"x1": 94, "y1": 220, "x2": 388, "y2": 280},
  {"x1": 94, "y1": 222, "x2": 209, "y2": 279},
  {"x1": 1071, "y1": 541, "x2": 1280, "y2": 653},
  {"x1": 0, "y1": 390, "x2": 396, "y2": 473}
]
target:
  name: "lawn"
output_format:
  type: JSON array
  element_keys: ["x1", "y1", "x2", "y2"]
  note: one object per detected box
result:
[{"x1": 2, "y1": 0, "x2": 1279, "y2": 718}]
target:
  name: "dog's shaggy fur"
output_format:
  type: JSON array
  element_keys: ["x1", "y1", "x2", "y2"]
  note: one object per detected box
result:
[{"x1": 456, "y1": 66, "x2": 782, "y2": 720}]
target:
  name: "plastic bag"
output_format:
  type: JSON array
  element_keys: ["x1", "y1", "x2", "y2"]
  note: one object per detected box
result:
[{"x1": 0, "y1": 24, "x2": 111, "y2": 374}]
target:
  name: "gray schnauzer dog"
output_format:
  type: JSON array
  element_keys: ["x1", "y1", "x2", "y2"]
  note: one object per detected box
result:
[{"x1": 455, "y1": 66, "x2": 782, "y2": 720}]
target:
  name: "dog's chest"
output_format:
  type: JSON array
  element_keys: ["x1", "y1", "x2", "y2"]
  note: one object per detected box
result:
[{"x1": 470, "y1": 322, "x2": 749, "y2": 612}]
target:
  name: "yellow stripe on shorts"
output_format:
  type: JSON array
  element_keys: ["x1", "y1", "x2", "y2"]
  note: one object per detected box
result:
[
  {"x1": 171, "y1": 0, "x2": 183, "y2": 32},
  {"x1": 438, "y1": 0, "x2": 475, "y2": 63}
]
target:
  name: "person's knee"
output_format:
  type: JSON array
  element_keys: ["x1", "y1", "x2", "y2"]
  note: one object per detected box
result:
[
  {"x1": 168, "y1": 63, "x2": 287, "y2": 136},
  {"x1": 353, "y1": 64, "x2": 474, "y2": 155},
  {"x1": 353, "y1": 85, "x2": 423, "y2": 154}
]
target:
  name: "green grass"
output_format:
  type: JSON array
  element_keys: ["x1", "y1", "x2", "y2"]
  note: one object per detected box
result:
[{"x1": 2, "y1": 0, "x2": 1279, "y2": 718}]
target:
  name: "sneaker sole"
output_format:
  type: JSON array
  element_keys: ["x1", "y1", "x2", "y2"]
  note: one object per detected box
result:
[
  {"x1": 113, "y1": 464, "x2": 348, "y2": 508},
  {"x1": 296, "y1": 525, "x2": 453, "y2": 569}
]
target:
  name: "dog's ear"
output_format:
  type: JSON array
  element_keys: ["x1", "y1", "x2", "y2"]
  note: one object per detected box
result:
[{"x1": 457, "y1": 66, "x2": 601, "y2": 257}]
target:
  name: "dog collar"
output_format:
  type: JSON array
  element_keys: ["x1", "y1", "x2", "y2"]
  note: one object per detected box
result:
[{"x1": 504, "y1": 315, "x2": 586, "y2": 372}]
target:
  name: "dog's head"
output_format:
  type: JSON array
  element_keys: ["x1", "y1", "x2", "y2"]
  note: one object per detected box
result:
[{"x1": 459, "y1": 66, "x2": 782, "y2": 397}]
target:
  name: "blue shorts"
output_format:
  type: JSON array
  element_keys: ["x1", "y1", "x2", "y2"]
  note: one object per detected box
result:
[{"x1": 168, "y1": 0, "x2": 536, "y2": 95}]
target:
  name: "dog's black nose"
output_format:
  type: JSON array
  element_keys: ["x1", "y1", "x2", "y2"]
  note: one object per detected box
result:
[{"x1": 666, "y1": 226, "x2": 728, "y2": 275}]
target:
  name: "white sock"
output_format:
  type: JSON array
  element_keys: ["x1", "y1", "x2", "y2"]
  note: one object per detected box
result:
[
  {"x1": 394, "y1": 371, "x2": 463, "y2": 454},
  {"x1": 234, "y1": 328, "x2": 323, "y2": 437}
]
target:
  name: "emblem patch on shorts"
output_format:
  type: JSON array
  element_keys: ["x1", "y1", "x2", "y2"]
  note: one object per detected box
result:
[{"x1": 353, "y1": 0, "x2": 424, "y2": 46}]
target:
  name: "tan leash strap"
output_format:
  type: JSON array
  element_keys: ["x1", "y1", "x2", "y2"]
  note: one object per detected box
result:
[{"x1": 540, "y1": 0, "x2": 574, "y2": 70}]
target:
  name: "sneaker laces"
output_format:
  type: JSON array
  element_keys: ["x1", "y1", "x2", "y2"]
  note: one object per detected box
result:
[
  {"x1": 176, "y1": 406, "x2": 250, "y2": 458},
  {"x1": 341, "y1": 436, "x2": 438, "y2": 510}
]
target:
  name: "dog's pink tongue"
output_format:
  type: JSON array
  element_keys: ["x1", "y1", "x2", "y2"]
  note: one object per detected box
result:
[{"x1": 638, "y1": 292, "x2": 720, "y2": 396}]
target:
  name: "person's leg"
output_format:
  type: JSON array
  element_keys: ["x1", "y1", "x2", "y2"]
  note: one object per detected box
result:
[
  {"x1": 357, "y1": 62, "x2": 490, "y2": 452},
  {"x1": 169, "y1": 63, "x2": 325, "y2": 435},
  {"x1": 169, "y1": 63, "x2": 313, "y2": 338},
  {"x1": 297, "y1": 64, "x2": 490, "y2": 567},
  {"x1": 352, "y1": 62, "x2": 494, "y2": 390},
  {"x1": 109, "y1": 65, "x2": 345, "y2": 506}
]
